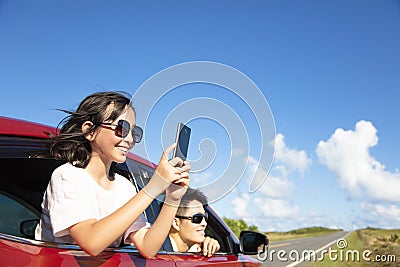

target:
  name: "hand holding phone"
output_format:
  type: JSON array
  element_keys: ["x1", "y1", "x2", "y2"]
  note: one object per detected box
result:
[{"x1": 172, "y1": 122, "x2": 191, "y2": 161}]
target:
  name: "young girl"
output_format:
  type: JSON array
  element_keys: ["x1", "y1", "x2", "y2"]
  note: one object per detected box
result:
[{"x1": 35, "y1": 91, "x2": 190, "y2": 258}]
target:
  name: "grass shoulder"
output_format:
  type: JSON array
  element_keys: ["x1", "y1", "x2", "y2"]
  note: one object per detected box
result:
[{"x1": 310, "y1": 228, "x2": 400, "y2": 266}]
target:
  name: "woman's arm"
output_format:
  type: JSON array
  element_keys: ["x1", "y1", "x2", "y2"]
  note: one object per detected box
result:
[
  {"x1": 129, "y1": 176, "x2": 190, "y2": 258},
  {"x1": 128, "y1": 199, "x2": 179, "y2": 258},
  {"x1": 69, "y1": 144, "x2": 189, "y2": 256},
  {"x1": 68, "y1": 187, "x2": 159, "y2": 256}
]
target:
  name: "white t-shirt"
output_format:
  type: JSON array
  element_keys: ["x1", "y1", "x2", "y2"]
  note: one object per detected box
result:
[
  {"x1": 35, "y1": 163, "x2": 150, "y2": 247},
  {"x1": 169, "y1": 236, "x2": 201, "y2": 253}
]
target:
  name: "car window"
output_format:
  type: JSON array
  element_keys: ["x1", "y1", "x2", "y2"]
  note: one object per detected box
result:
[
  {"x1": 122, "y1": 159, "x2": 235, "y2": 254},
  {"x1": 0, "y1": 192, "x2": 38, "y2": 237},
  {"x1": 0, "y1": 157, "x2": 65, "y2": 214},
  {"x1": 120, "y1": 159, "x2": 174, "y2": 251},
  {"x1": 123, "y1": 159, "x2": 159, "y2": 223}
]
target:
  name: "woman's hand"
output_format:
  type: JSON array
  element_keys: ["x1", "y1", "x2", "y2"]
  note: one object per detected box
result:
[
  {"x1": 145, "y1": 144, "x2": 190, "y2": 198},
  {"x1": 165, "y1": 160, "x2": 190, "y2": 203}
]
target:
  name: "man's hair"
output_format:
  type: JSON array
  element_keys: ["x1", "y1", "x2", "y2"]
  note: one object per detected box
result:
[{"x1": 176, "y1": 188, "x2": 208, "y2": 215}]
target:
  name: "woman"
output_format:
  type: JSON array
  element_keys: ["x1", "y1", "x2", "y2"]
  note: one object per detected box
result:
[{"x1": 35, "y1": 91, "x2": 190, "y2": 258}]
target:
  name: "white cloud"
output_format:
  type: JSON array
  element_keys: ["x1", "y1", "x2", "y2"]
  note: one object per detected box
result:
[
  {"x1": 254, "y1": 197, "x2": 299, "y2": 218},
  {"x1": 241, "y1": 211, "x2": 349, "y2": 232},
  {"x1": 243, "y1": 156, "x2": 294, "y2": 198},
  {"x1": 243, "y1": 132, "x2": 310, "y2": 196},
  {"x1": 361, "y1": 203, "x2": 400, "y2": 221},
  {"x1": 228, "y1": 133, "x2": 311, "y2": 230},
  {"x1": 274, "y1": 133, "x2": 311, "y2": 174},
  {"x1": 258, "y1": 175, "x2": 294, "y2": 198},
  {"x1": 232, "y1": 193, "x2": 250, "y2": 217},
  {"x1": 316, "y1": 120, "x2": 400, "y2": 202},
  {"x1": 359, "y1": 203, "x2": 400, "y2": 228}
]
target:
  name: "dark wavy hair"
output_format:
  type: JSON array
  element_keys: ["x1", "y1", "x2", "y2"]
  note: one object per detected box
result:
[
  {"x1": 176, "y1": 188, "x2": 208, "y2": 215},
  {"x1": 50, "y1": 91, "x2": 133, "y2": 169}
]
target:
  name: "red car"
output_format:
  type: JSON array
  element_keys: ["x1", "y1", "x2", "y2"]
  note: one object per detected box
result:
[{"x1": 0, "y1": 116, "x2": 268, "y2": 266}]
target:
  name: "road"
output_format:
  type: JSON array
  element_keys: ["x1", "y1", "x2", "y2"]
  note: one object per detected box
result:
[{"x1": 252, "y1": 231, "x2": 350, "y2": 267}]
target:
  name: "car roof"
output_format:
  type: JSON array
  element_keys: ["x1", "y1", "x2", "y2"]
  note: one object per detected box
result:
[
  {"x1": 0, "y1": 116, "x2": 156, "y2": 169},
  {"x1": 0, "y1": 116, "x2": 58, "y2": 139}
]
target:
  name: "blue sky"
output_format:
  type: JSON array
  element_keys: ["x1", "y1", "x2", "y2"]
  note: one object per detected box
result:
[{"x1": 1, "y1": 0, "x2": 399, "y2": 232}]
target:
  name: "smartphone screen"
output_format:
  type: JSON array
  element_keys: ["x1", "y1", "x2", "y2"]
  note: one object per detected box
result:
[{"x1": 173, "y1": 122, "x2": 191, "y2": 161}]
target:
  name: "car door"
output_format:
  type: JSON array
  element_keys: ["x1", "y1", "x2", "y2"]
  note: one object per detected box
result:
[
  {"x1": 0, "y1": 154, "x2": 176, "y2": 266},
  {"x1": 0, "y1": 237, "x2": 176, "y2": 267}
]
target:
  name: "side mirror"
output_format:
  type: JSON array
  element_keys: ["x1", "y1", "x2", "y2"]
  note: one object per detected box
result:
[
  {"x1": 239, "y1": 230, "x2": 269, "y2": 255},
  {"x1": 20, "y1": 219, "x2": 39, "y2": 238}
]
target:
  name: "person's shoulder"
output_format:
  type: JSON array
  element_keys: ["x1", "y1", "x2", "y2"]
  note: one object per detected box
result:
[
  {"x1": 52, "y1": 162, "x2": 87, "y2": 182},
  {"x1": 53, "y1": 162, "x2": 79, "y2": 171},
  {"x1": 52, "y1": 162, "x2": 72, "y2": 175},
  {"x1": 114, "y1": 173, "x2": 135, "y2": 187},
  {"x1": 113, "y1": 174, "x2": 138, "y2": 196}
]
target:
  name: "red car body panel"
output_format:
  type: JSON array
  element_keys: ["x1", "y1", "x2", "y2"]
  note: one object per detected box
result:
[
  {"x1": 0, "y1": 235, "x2": 175, "y2": 267},
  {"x1": 172, "y1": 254, "x2": 261, "y2": 267},
  {"x1": 0, "y1": 116, "x2": 58, "y2": 139}
]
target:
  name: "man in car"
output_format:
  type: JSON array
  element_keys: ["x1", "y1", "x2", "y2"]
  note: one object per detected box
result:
[{"x1": 168, "y1": 188, "x2": 220, "y2": 257}]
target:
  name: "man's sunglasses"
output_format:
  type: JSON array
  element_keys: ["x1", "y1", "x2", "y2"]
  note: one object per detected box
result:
[
  {"x1": 100, "y1": 120, "x2": 143, "y2": 143},
  {"x1": 175, "y1": 213, "x2": 208, "y2": 224}
]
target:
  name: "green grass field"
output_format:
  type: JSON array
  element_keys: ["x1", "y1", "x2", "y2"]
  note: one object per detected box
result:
[{"x1": 309, "y1": 228, "x2": 400, "y2": 266}]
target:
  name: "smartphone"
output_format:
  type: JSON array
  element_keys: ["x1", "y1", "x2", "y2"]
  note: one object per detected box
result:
[{"x1": 172, "y1": 122, "x2": 191, "y2": 161}]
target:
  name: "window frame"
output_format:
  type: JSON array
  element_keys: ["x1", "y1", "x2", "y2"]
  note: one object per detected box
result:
[{"x1": 123, "y1": 157, "x2": 239, "y2": 255}]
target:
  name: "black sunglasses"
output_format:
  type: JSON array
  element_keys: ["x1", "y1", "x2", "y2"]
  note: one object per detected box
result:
[
  {"x1": 175, "y1": 213, "x2": 208, "y2": 224},
  {"x1": 100, "y1": 120, "x2": 143, "y2": 143}
]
